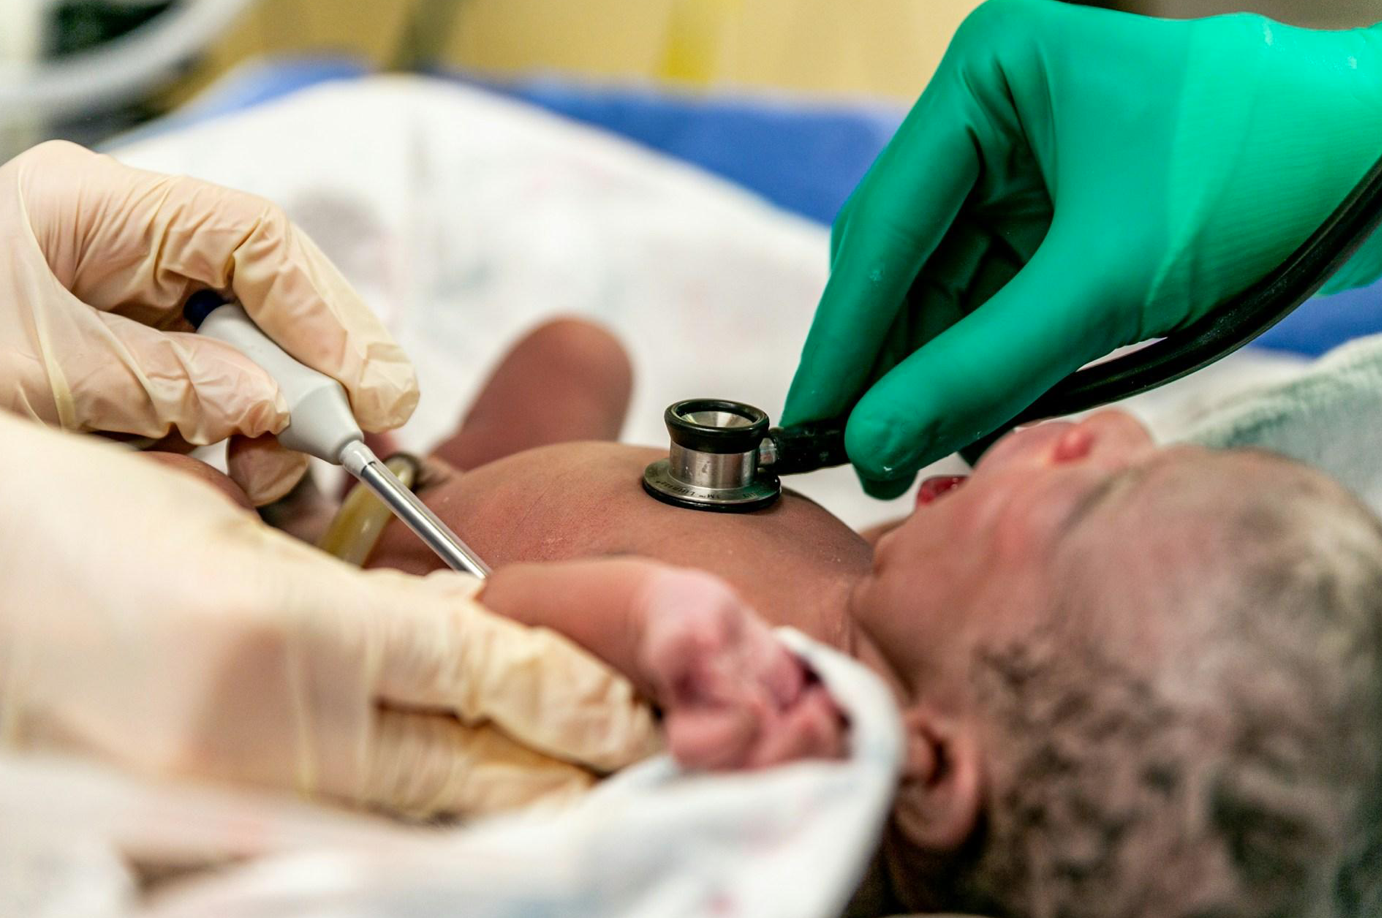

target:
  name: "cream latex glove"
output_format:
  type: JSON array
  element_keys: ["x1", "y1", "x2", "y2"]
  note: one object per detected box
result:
[
  {"x1": 0, "y1": 140, "x2": 418, "y2": 505},
  {"x1": 0, "y1": 413, "x2": 659, "y2": 818}
]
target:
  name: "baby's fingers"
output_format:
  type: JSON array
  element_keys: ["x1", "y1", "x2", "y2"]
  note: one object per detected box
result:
[
  {"x1": 746, "y1": 684, "x2": 847, "y2": 769},
  {"x1": 665, "y1": 705, "x2": 760, "y2": 771}
]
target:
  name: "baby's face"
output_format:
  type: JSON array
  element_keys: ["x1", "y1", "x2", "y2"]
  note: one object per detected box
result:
[{"x1": 849, "y1": 410, "x2": 1167, "y2": 706}]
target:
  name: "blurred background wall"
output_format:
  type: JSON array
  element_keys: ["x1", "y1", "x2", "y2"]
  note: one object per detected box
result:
[
  {"x1": 154, "y1": 0, "x2": 1382, "y2": 114},
  {"x1": 162, "y1": 0, "x2": 1382, "y2": 110},
  {"x1": 171, "y1": 0, "x2": 982, "y2": 105},
  {"x1": 10, "y1": 0, "x2": 1382, "y2": 145}
]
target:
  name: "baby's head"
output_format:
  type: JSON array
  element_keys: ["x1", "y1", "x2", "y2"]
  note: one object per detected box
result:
[{"x1": 852, "y1": 411, "x2": 1382, "y2": 918}]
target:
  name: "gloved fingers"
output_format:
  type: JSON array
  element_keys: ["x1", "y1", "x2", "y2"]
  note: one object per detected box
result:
[
  {"x1": 134, "y1": 429, "x2": 199, "y2": 453},
  {"x1": 781, "y1": 83, "x2": 983, "y2": 428},
  {"x1": 225, "y1": 222, "x2": 418, "y2": 433},
  {"x1": 357, "y1": 570, "x2": 662, "y2": 773},
  {"x1": 136, "y1": 450, "x2": 254, "y2": 510},
  {"x1": 663, "y1": 705, "x2": 760, "y2": 771},
  {"x1": 856, "y1": 469, "x2": 917, "y2": 501},
  {"x1": 846, "y1": 275, "x2": 984, "y2": 499},
  {"x1": 56, "y1": 310, "x2": 290, "y2": 442},
  {"x1": 127, "y1": 431, "x2": 294, "y2": 511},
  {"x1": 14, "y1": 141, "x2": 418, "y2": 433},
  {"x1": 845, "y1": 227, "x2": 1128, "y2": 478},
  {"x1": 857, "y1": 217, "x2": 1028, "y2": 395},
  {"x1": 744, "y1": 683, "x2": 847, "y2": 769},
  {"x1": 226, "y1": 434, "x2": 310, "y2": 507},
  {"x1": 356, "y1": 708, "x2": 595, "y2": 819}
]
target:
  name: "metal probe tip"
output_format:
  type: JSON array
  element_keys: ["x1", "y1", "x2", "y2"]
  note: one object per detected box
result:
[{"x1": 339, "y1": 441, "x2": 491, "y2": 579}]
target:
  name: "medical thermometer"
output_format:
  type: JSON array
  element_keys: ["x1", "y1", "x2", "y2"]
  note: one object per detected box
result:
[{"x1": 184, "y1": 291, "x2": 490, "y2": 579}]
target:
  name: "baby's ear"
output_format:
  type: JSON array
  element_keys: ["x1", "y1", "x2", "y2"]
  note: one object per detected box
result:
[{"x1": 892, "y1": 704, "x2": 983, "y2": 852}]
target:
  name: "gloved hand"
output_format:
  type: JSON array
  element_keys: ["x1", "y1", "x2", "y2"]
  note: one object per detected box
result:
[
  {"x1": 0, "y1": 413, "x2": 659, "y2": 818},
  {"x1": 783, "y1": 0, "x2": 1382, "y2": 496},
  {"x1": 0, "y1": 140, "x2": 418, "y2": 505}
]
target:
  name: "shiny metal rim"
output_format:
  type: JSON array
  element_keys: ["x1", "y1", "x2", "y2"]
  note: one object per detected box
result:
[{"x1": 641, "y1": 458, "x2": 780, "y2": 512}]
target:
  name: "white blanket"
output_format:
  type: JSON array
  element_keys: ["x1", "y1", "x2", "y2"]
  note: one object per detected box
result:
[{"x1": 0, "y1": 631, "x2": 901, "y2": 918}]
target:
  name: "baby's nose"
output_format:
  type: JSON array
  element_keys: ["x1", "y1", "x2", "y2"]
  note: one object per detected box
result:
[{"x1": 1071, "y1": 410, "x2": 1156, "y2": 462}]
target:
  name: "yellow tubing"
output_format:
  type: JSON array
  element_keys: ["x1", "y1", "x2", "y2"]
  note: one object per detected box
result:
[{"x1": 317, "y1": 453, "x2": 420, "y2": 567}]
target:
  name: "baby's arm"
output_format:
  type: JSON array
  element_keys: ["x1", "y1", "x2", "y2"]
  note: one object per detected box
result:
[
  {"x1": 480, "y1": 559, "x2": 845, "y2": 769},
  {"x1": 480, "y1": 559, "x2": 661, "y2": 696}
]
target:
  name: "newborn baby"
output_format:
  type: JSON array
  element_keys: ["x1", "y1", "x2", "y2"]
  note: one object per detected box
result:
[{"x1": 154, "y1": 319, "x2": 1382, "y2": 918}]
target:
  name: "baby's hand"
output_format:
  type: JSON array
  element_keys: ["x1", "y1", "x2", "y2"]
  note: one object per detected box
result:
[{"x1": 635, "y1": 570, "x2": 846, "y2": 770}]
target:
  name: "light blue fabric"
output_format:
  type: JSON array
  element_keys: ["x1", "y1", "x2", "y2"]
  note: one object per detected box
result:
[{"x1": 447, "y1": 72, "x2": 904, "y2": 226}]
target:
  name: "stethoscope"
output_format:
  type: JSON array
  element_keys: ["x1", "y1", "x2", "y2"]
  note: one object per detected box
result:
[{"x1": 643, "y1": 152, "x2": 1382, "y2": 513}]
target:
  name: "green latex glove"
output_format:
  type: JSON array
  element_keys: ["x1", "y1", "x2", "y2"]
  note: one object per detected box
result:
[{"x1": 783, "y1": 0, "x2": 1382, "y2": 498}]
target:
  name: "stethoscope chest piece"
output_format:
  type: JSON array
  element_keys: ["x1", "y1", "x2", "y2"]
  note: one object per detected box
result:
[{"x1": 642, "y1": 399, "x2": 782, "y2": 512}]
